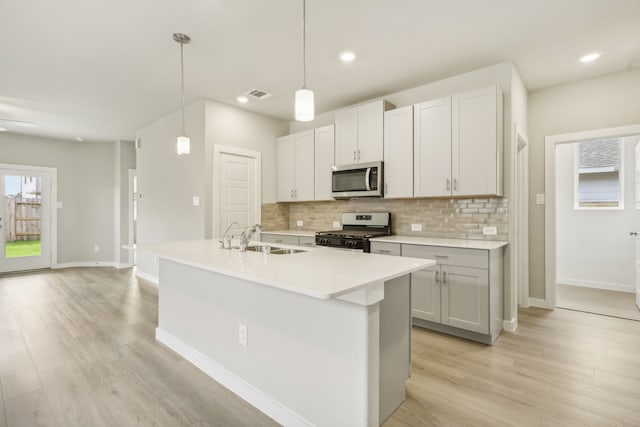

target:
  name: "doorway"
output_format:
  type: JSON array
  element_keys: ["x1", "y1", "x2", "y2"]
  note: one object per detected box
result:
[
  {"x1": 544, "y1": 125, "x2": 640, "y2": 320},
  {"x1": 0, "y1": 164, "x2": 56, "y2": 273},
  {"x1": 212, "y1": 145, "x2": 261, "y2": 238}
]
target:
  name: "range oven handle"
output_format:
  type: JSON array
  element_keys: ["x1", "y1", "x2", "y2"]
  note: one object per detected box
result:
[{"x1": 365, "y1": 167, "x2": 371, "y2": 191}]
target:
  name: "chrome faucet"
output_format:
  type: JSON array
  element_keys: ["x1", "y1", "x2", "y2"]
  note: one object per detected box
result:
[
  {"x1": 239, "y1": 224, "x2": 261, "y2": 251},
  {"x1": 220, "y1": 222, "x2": 239, "y2": 249}
]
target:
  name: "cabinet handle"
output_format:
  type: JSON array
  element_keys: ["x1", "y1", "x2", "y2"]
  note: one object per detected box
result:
[
  {"x1": 294, "y1": 189, "x2": 298, "y2": 198},
  {"x1": 353, "y1": 150, "x2": 357, "y2": 161},
  {"x1": 442, "y1": 271, "x2": 447, "y2": 284},
  {"x1": 434, "y1": 254, "x2": 448, "y2": 259},
  {"x1": 435, "y1": 270, "x2": 439, "y2": 284},
  {"x1": 453, "y1": 179, "x2": 457, "y2": 191},
  {"x1": 446, "y1": 179, "x2": 450, "y2": 191},
  {"x1": 378, "y1": 249, "x2": 391, "y2": 253},
  {"x1": 275, "y1": 239, "x2": 283, "y2": 243},
  {"x1": 290, "y1": 190, "x2": 293, "y2": 198},
  {"x1": 358, "y1": 150, "x2": 361, "y2": 160}
]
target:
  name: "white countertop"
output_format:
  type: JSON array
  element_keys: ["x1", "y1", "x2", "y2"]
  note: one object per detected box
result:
[
  {"x1": 260, "y1": 230, "x2": 317, "y2": 237},
  {"x1": 141, "y1": 240, "x2": 433, "y2": 300},
  {"x1": 370, "y1": 235, "x2": 509, "y2": 250}
]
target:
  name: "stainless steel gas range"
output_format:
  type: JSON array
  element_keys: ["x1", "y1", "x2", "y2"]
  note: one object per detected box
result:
[{"x1": 315, "y1": 212, "x2": 391, "y2": 252}]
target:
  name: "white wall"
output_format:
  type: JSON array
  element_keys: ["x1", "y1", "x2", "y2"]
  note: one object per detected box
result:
[
  {"x1": 556, "y1": 136, "x2": 637, "y2": 292},
  {"x1": 0, "y1": 133, "x2": 117, "y2": 265},
  {"x1": 528, "y1": 68, "x2": 640, "y2": 300},
  {"x1": 135, "y1": 98, "x2": 287, "y2": 280}
]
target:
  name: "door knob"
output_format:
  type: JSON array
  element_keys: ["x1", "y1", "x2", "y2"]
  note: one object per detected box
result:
[{"x1": 631, "y1": 232, "x2": 639, "y2": 237}]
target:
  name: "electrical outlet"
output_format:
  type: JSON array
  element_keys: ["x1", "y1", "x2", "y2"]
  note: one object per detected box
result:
[
  {"x1": 483, "y1": 226, "x2": 497, "y2": 235},
  {"x1": 332, "y1": 221, "x2": 340, "y2": 228},
  {"x1": 536, "y1": 194, "x2": 545, "y2": 205},
  {"x1": 192, "y1": 196, "x2": 200, "y2": 206},
  {"x1": 94, "y1": 244, "x2": 100, "y2": 252},
  {"x1": 57, "y1": 201, "x2": 63, "y2": 209},
  {"x1": 296, "y1": 220, "x2": 304, "y2": 227},
  {"x1": 411, "y1": 224, "x2": 422, "y2": 232},
  {"x1": 238, "y1": 324, "x2": 248, "y2": 347}
]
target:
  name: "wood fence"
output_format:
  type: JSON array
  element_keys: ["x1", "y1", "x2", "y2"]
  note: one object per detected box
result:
[{"x1": 3, "y1": 196, "x2": 41, "y2": 242}]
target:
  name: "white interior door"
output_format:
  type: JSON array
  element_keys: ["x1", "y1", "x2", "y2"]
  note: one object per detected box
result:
[
  {"x1": 0, "y1": 167, "x2": 52, "y2": 272},
  {"x1": 213, "y1": 145, "x2": 261, "y2": 238}
]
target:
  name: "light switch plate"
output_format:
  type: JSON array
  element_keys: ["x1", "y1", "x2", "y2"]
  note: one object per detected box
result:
[
  {"x1": 411, "y1": 224, "x2": 423, "y2": 232},
  {"x1": 536, "y1": 194, "x2": 545, "y2": 205},
  {"x1": 333, "y1": 221, "x2": 340, "y2": 228},
  {"x1": 483, "y1": 226, "x2": 497, "y2": 235},
  {"x1": 296, "y1": 220, "x2": 303, "y2": 227},
  {"x1": 192, "y1": 196, "x2": 200, "y2": 207},
  {"x1": 57, "y1": 201, "x2": 63, "y2": 209},
  {"x1": 238, "y1": 324, "x2": 248, "y2": 347}
]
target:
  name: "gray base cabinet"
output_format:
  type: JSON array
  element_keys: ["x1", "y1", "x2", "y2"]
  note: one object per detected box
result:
[{"x1": 371, "y1": 241, "x2": 503, "y2": 344}]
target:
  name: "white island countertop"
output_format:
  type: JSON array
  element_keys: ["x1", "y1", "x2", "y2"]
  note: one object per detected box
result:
[
  {"x1": 370, "y1": 235, "x2": 509, "y2": 250},
  {"x1": 141, "y1": 239, "x2": 433, "y2": 301}
]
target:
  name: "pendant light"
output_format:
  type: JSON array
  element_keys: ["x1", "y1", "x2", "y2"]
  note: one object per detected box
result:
[
  {"x1": 173, "y1": 33, "x2": 191, "y2": 155},
  {"x1": 295, "y1": 0, "x2": 314, "y2": 121}
]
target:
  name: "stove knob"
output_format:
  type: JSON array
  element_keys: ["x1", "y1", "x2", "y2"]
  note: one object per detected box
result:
[{"x1": 320, "y1": 238, "x2": 329, "y2": 245}]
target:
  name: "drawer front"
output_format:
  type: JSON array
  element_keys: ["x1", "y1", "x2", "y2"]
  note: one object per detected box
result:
[
  {"x1": 401, "y1": 244, "x2": 488, "y2": 269},
  {"x1": 298, "y1": 236, "x2": 316, "y2": 247},
  {"x1": 261, "y1": 234, "x2": 299, "y2": 245},
  {"x1": 370, "y1": 242, "x2": 401, "y2": 256}
]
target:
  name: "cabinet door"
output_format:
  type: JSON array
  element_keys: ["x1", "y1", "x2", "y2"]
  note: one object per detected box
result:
[
  {"x1": 357, "y1": 101, "x2": 384, "y2": 163},
  {"x1": 440, "y1": 265, "x2": 489, "y2": 334},
  {"x1": 294, "y1": 130, "x2": 315, "y2": 201},
  {"x1": 314, "y1": 125, "x2": 335, "y2": 201},
  {"x1": 414, "y1": 97, "x2": 452, "y2": 197},
  {"x1": 452, "y1": 85, "x2": 501, "y2": 196},
  {"x1": 410, "y1": 265, "x2": 441, "y2": 323},
  {"x1": 384, "y1": 106, "x2": 413, "y2": 198},
  {"x1": 334, "y1": 108, "x2": 358, "y2": 165},
  {"x1": 276, "y1": 135, "x2": 295, "y2": 202},
  {"x1": 298, "y1": 236, "x2": 316, "y2": 247}
]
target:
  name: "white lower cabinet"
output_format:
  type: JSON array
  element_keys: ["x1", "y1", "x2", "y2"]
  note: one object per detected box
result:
[{"x1": 370, "y1": 241, "x2": 503, "y2": 344}]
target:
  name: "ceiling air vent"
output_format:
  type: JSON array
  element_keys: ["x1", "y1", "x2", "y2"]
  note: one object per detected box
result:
[{"x1": 244, "y1": 89, "x2": 273, "y2": 100}]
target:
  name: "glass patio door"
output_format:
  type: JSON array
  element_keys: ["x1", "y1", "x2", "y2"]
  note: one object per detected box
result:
[{"x1": 0, "y1": 167, "x2": 51, "y2": 272}]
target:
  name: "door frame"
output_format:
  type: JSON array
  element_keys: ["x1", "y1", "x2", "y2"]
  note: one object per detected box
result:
[
  {"x1": 0, "y1": 163, "x2": 58, "y2": 270},
  {"x1": 543, "y1": 123, "x2": 640, "y2": 309},
  {"x1": 127, "y1": 168, "x2": 136, "y2": 266},
  {"x1": 515, "y1": 126, "x2": 530, "y2": 308},
  {"x1": 212, "y1": 145, "x2": 262, "y2": 238}
]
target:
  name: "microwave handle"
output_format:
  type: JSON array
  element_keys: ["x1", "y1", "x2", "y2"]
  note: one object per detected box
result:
[{"x1": 365, "y1": 167, "x2": 371, "y2": 191}]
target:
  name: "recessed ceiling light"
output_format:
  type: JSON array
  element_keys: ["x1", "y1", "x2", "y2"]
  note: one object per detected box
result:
[
  {"x1": 75, "y1": 137, "x2": 84, "y2": 142},
  {"x1": 339, "y1": 51, "x2": 356, "y2": 62},
  {"x1": 236, "y1": 96, "x2": 249, "y2": 104},
  {"x1": 580, "y1": 52, "x2": 601, "y2": 63},
  {"x1": 0, "y1": 119, "x2": 37, "y2": 128},
  {"x1": 0, "y1": 127, "x2": 7, "y2": 132}
]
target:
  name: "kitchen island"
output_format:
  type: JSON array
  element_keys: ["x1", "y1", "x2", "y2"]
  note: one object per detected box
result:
[{"x1": 141, "y1": 240, "x2": 433, "y2": 427}]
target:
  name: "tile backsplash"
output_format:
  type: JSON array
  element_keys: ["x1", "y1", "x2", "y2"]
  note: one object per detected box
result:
[{"x1": 262, "y1": 197, "x2": 508, "y2": 241}]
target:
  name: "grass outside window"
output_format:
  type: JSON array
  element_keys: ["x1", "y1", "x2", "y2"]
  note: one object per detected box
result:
[{"x1": 5, "y1": 240, "x2": 41, "y2": 258}]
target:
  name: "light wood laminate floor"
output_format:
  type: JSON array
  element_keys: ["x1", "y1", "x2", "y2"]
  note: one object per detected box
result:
[
  {"x1": 2, "y1": 268, "x2": 640, "y2": 426},
  {"x1": 557, "y1": 284, "x2": 640, "y2": 321}
]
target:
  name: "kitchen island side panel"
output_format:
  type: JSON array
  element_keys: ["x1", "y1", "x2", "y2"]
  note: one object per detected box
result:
[{"x1": 157, "y1": 259, "x2": 379, "y2": 427}]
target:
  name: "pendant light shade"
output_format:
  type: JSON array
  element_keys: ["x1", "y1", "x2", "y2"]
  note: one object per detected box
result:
[
  {"x1": 295, "y1": 88, "x2": 314, "y2": 122},
  {"x1": 173, "y1": 32, "x2": 191, "y2": 155},
  {"x1": 294, "y1": 0, "x2": 314, "y2": 122}
]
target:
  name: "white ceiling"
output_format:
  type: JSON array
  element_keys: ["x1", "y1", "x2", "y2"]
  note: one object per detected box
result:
[{"x1": 1, "y1": 0, "x2": 639, "y2": 143}]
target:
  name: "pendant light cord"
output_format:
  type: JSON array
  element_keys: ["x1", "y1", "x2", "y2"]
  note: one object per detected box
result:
[
  {"x1": 302, "y1": 0, "x2": 306, "y2": 89},
  {"x1": 180, "y1": 40, "x2": 186, "y2": 135}
]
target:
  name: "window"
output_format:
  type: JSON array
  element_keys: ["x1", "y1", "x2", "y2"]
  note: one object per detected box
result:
[{"x1": 574, "y1": 138, "x2": 623, "y2": 209}]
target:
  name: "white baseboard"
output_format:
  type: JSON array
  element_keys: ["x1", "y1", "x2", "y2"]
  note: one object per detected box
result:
[
  {"x1": 116, "y1": 263, "x2": 134, "y2": 269},
  {"x1": 54, "y1": 261, "x2": 118, "y2": 269},
  {"x1": 557, "y1": 277, "x2": 634, "y2": 293},
  {"x1": 135, "y1": 269, "x2": 158, "y2": 285},
  {"x1": 503, "y1": 317, "x2": 517, "y2": 332},
  {"x1": 155, "y1": 328, "x2": 312, "y2": 427},
  {"x1": 528, "y1": 298, "x2": 554, "y2": 309}
]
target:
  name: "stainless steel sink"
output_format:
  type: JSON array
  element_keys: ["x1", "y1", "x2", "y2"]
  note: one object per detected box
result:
[{"x1": 245, "y1": 246, "x2": 305, "y2": 255}]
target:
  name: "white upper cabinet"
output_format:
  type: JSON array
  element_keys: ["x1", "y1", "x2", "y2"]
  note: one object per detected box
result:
[
  {"x1": 452, "y1": 85, "x2": 503, "y2": 197},
  {"x1": 383, "y1": 106, "x2": 414, "y2": 198},
  {"x1": 414, "y1": 97, "x2": 452, "y2": 197},
  {"x1": 414, "y1": 85, "x2": 503, "y2": 198},
  {"x1": 335, "y1": 100, "x2": 394, "y2": 165},
  {"x1": 276, "y1": 130, "x2": 315, "y2": 202},
  {"x1": 314, "y1": 124, "x2": 335, "y2": 201}
]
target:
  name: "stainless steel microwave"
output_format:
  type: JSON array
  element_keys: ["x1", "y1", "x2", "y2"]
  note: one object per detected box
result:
[{"x1": 331, "y1": 161, "x2": 383, "y2": 199}]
